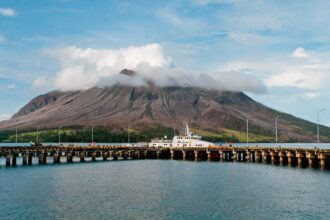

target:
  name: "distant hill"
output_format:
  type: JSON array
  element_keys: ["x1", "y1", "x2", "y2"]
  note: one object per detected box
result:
[{"x1": 1, "y1": 83, "x2": 329, "y2": 142}]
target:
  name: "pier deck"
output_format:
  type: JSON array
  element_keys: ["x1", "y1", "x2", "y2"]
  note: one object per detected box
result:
[{"x1": 1, "y1": 145, "x2": 330, "y2": 169}]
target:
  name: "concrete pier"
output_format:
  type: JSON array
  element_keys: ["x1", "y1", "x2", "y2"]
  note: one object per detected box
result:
[{"x1": 1, "y1": 145, "x2": 330, "y2": 170}]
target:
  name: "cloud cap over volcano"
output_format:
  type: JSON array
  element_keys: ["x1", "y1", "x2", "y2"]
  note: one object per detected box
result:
[{"x1": 34, "y1": 43, "x2": 266, "y2": 94}]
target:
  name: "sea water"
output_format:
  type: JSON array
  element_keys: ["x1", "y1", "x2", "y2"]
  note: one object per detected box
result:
[{"x1": 0, "y1": 160, "x2": 330, "y2": 219}]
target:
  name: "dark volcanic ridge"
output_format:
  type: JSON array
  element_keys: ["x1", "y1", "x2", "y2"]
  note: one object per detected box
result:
[{"x1": 1, "y1": 84, "x2": 329, "y2": 142}]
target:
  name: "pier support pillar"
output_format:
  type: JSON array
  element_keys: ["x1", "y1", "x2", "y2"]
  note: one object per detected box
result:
[
  {"x1": 225, "y1": 152, "x2": 229, "y2": 161},
  {"x1": 23, "y1": 155, "x2": 28, "y2": 165},
  {"x1": 320, "y1": 159, "x2": 326, "y2": 169},
  {"x1": 278, "y1": 151, "x2": 286, "y2": 165},
  {"x1": 194, "y1": 150, "x2": 198, "y2": 161},
  {"x1": 123, "y1": 151, "x2": 128, "y2": 160},
  {"x1": 296, "y1": 152, "x2": 306, "y2": 167},
  {"x1": 318, "y1": 153, "x2": 326, "y2": 169},
  {"x1": 232, "y1": 151, "x2": 237, "y2": 161},
  {"x1": 80, "y1": 152, "x2": 85, "y2": 162},
  {"x1": 245, "y1": 152, "x2": 250, "y2": 162},
  {"x1": 53, "y1": 154, "x2": 60, "y2": 164},
  {"x1": 156, "y1": 151, "x2": 161, "y2": 159},
  {"x1": 255, "y1": 152, "x2": 260, "y2": 162},
  {"x1": 207, "y1": 151, "x2": 211, "y2": 161},
  {"x1": 286, "y1": 151, "x2": 295, "y2": 166},
  {"x1": 297, "y1": 157, "x2": 302, "y2": 167},
  {"x1": 170, "y1": 150, "x2": 174, "y2": 160},
  {"x1": 91, "y1": 152, "x2": 96, "y2": 161},
  {"x1": 118, "y1": 151, "x2": 122, "y2": 159},
  {"x1": 113, "y1": 152, "x2": 118, "y2": 160},
  {"x1": 134, "y1": 151, "x2": 139, "y2": 159},
  {"x1": 67, "y1": 153, "x2": 73, "y2": 163},
  {"x1": 262, "y1": 151, "x2": 270, "y2": 163},
  {"x1": 271, "y1": 155, "x2": 275, "y2": 164},
  {"x1": 102, "y1": 152, "x2": 109, "y2": 161},
  {"x1": 307, "y1": 152, "x2": 315, "y2": 168},
  {"x1": 219, "y1": 151, "x2": 223, "y2": 161},
  {"x1": 142, "y1": 151, "x2": 147, "y2": 159},
  {"x1": 182, "y1": 151, "x2": 186, "y2": 160},
  {"x1": 38, "y1": 155, "x2": 44, "y2": 165},
  {"x1": 12, "y1": 156, "x2": 17, "y2": 166},
  {"x1": 28, "y1": 155, "x2": 33, "y2": 165},
  {"x1": 308, "y1": 159, "x2": 313, "y2": 167},
  {"x1": 279, "y1": 156, "x2": 284, "y2": 165},
  {"x1": 6, "y1": 155, "x2": 11, "y2": 166}
]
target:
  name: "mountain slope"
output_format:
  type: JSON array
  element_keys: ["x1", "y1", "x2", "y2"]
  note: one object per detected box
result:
[{"x1": 0, "y1": 85, "x2": 329, "y2": 142}]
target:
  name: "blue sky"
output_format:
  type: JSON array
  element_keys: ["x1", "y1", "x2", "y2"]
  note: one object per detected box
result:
[{"x1": 1, "y1": 0, "x2": 330, "y2": 126}]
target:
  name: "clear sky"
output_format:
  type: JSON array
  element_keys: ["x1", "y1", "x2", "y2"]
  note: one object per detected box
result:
[{"x1": 1, "y1": 0, "x2": 330, "y2": 126}]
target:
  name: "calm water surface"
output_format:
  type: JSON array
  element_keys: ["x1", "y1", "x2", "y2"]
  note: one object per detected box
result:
[{"x1": 1, "y1": 160, "x2": 330, "y2": 220}]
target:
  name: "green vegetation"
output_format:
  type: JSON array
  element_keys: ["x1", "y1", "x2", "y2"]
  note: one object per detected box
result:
[
  {"x1": 191, "y1": 128, "x2": 274, "y2": 143},
  {"x1": 0, "y1": 120, "x2": 327, "y2": 143},
  {"x1": 0, "y1": 124, "x2": 175, "y2": 143}
]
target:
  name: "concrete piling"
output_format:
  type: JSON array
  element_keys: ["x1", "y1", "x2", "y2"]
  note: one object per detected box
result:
[
  {"x1": 6, "y1": 155, "x2": 11, "y2": 166},
  {"x1": 194, "y1": 150, "x2": 198, "y2": 161}
]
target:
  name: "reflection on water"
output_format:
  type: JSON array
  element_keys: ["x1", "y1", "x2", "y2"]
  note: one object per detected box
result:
[{"x1": 1, "y1": 160, "x2": 330, "y2": 219}]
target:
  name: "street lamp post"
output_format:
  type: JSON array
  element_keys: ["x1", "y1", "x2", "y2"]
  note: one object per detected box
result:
[
  {"x1": 275, "y1": 115, "x2": 281, "y2": 143},
  {"x1": 91, "y1": 125, "x2": 95, "y2": 143},
  {"x1": 15, "y1": 127, "x2": 18, "y2": 143},
  {"x1": 128, "y1": 123, "x2": 131, "y2": 144},
  {"x1": 246, "y1": 118, "x2": 249, "y2": 146},
  {"x1": 58, "y1": 126, "x2": 62, "y2": 145},
  {"x1": 36, "y1": 126, "x2": 39, "y2": 143},
  {"x1": 317, "y1": 109, "x2": 326, "y2": 144},
  {"x1": 233, "y1": 110, "x2": 249, "y2": 146}
]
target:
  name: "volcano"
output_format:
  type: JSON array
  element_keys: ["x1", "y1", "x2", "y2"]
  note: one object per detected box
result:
[{"x1": 0, "y1": 84, "x2": 328, "y2": 142}]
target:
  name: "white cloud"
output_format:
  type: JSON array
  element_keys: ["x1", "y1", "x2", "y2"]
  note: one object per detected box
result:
[
  {"x1": 193, "y1": 0, "x2": 240, "y2": 5},
  {"x1": 33, "y1": 77, "x2": 52, "y2": 89},
  {"x1": 34, "y1": 43, "x2": 266, "y2": 93},
  {"x1": 227, "y1": 32, "x2": 273, "y2": 45},
  {"x1": 219, "y1": 49, "x2": 330, "y2": 93},
  {"x1": 7, "y1": 84, "x2": 16, "y2": 89},
  {"x1": 157, "y1": 8, "x2": 205, "y2": 32},
  {"x1": 0, "y1": 114, "x2": 11, "y2": 121},
  {"x1": 265, "y1": 70, "x2": 321, "y2": 89},
  {"x1": 0, "y1": 35, "x2": 6, "y2": 44},
  {"x1": 292, "y1": 47, "x2": 309, "y2": 58},
  {"x1": 0, "y1": 83, "x2": 17, "y2": 90},
  {"x1": 304, "y1": 92, "x2": 319, "y2": 99},
  {"x1": 0, "y1": 8, "x2": 17, "y2": 17}
]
